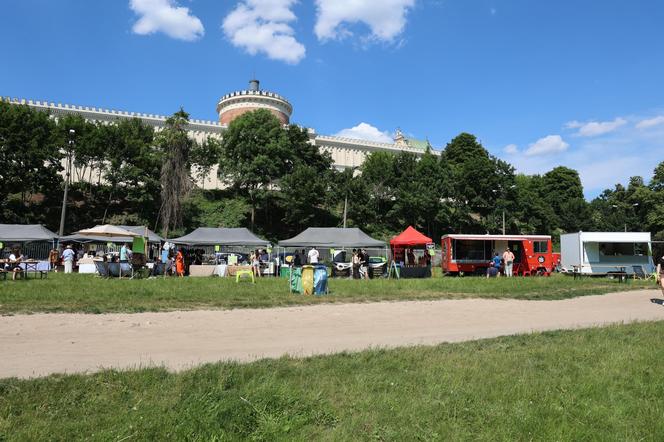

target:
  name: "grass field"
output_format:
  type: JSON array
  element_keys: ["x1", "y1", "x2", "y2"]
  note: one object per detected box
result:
[
  {"x1": 1, "y1": 321, "x2": 662, "y2": 440},
  {"x1": 0, "y1": 272, "x2": 654, "y2": 314}
]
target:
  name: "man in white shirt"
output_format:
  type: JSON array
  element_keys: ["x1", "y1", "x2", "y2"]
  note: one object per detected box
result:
[
  {"x1": 308, "y1": 247, "x2": 319, "y2": 264},
  {"x1": 61, "y1": 245, "x2": 76, "y2": 274}
]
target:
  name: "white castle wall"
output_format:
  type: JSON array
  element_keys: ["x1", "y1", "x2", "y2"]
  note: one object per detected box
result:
[{"x1": 2, "y1": 97, "x2": 437, "y2": 190}]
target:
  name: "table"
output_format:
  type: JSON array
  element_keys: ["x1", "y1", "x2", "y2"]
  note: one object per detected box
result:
[
  {"x1": 18, "y1": 261, "x2": 48, "y2": 279},
  {"x1": 399, "y1": 265, "x2": 432, "y2": 279},
  {"x1": 226, "y1": 265, "x2": 252, "y2": 277},
  {"x1": 188, "y1": 265, "x2": 217, "y2": 277}
]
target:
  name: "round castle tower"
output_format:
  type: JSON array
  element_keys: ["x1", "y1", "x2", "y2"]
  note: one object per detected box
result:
[{"x1": 216, "y1": 79, "x2": 292, "y2": 126}]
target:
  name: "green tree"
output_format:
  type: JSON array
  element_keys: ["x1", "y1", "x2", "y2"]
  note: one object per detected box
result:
[
  {"x1": 542, "y1": 166, "x2": 587, "y2": 232},
  {"x1": 157, "y1": 109, "x2": 196, "y2": 237},
  {"x1": 217, "y1": 110, "x2": 291, "y2": 229},
  {"x1": 0, "y1": 102, "x2": 62, "y2": 223}
]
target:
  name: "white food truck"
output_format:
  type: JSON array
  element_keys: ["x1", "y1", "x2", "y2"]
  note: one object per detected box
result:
[{"x1": 560, "y1": 231, "x2": 654, "y2": 276}]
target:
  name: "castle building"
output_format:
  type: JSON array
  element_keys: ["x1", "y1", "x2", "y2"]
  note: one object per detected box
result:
[{"x1": 3, "y1": 80, "x2": 436, "y2": 188}]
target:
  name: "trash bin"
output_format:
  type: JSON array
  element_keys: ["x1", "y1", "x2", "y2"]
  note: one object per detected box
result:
[{"x1": 280, "y1": 265, "x2": 291, "y2": 279}]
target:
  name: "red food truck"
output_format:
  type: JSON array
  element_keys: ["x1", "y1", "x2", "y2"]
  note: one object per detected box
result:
[{"x1": 441, "y1": 234, "x2": 556, "y2": 276}]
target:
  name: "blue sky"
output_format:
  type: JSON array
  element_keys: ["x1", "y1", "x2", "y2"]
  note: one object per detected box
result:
[{"x1": 1, "y1": 0, "x2": 663, "y2": 197}]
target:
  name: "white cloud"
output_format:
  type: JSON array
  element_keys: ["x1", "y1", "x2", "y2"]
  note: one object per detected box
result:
[
  {"x1": 130, "y1": 0, "x2": 204, "y2": 41},
  {"x1": 503, "y1": 113, "x2": 664, "y2": 197},
  {"x1": 565, "y1": 117, "x2": 626, "y2": 137},
  {"x1": 503, "y1": 144, "x2": 518, "y2": 154},
  {"x1": 222, "y1": 0, "x2": 305, "y2": 64},
  {"x1": 636, "y1": 115, "x2": 664, "y2": 129},
  {"x1": 525, "y1": 135, "x2": 569, "y2": 156},
  {"x1": 336, "y1": 123, "x2": 393, "y2": 143},
  {"x1": 314, "y1": 0, "x2": 415, "y2": 42}
]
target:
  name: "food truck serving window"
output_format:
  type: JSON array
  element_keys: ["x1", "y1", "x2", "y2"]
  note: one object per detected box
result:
[
  {"x1": 533, "y1": 241, "x2": 548, "y2": 253},
  {"x1": 600, "y1": 242, "x2": 647, "y2": 256},
  {"x1": 454, "y1": 240, "x2": 489, "y2": 260}
]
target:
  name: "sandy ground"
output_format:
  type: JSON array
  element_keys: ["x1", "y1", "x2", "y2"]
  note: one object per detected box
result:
[{"x1": 2, "y1": 289, "x2": 664, "y2": 379}]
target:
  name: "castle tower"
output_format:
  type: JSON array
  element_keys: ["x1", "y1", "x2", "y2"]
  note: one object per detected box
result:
[{"x1": 216, "y1": 79, "x2": 293, "y2": 126}]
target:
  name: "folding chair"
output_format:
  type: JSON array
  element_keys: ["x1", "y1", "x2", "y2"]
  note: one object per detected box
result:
[
  {"x1": 632, "y1": 265, "x2": 647, "y2": 280},
  {"x1": 94, "y1": 261, "x2": 110, "y2": 278}
]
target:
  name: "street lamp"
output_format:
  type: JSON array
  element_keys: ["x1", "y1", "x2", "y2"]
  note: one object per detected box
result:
[
  {"x1": 58, "y1": 129, "x2": 75, "y2": 237},
  {"x1": 611, "y1": 203, "x2": 639, "y2": 232}
]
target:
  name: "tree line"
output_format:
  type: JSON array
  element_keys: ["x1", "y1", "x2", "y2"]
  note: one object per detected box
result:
[{"x1": 1, "y1": 101, "x2": 662, "y2": 242}]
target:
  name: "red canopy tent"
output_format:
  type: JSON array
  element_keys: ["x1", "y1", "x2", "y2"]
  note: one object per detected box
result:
[{"x1": 390, "y1": 226, "x2": 432, "y2": 248}]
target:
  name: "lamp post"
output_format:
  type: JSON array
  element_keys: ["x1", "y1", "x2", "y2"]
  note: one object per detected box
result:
[
  {"x1": 58, "y1": 129, "x2": 75, "y2": 237},
  {"x1": 611, "y1": 202, "x2": 639, "y2": 232}
]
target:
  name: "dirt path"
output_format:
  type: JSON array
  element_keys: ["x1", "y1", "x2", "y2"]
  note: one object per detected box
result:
[{"x1": 2, "y1": 289, "x2": 663, "y2": 379}]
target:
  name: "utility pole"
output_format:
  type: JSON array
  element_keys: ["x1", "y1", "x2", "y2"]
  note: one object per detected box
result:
[
  {"x1": 502, "y1": 210, "x2": 505, "y2": 235},
  {"x1": 58, "y1": 129, "x2": 75, "y2": 237},
  {"x1": 343, "y1": 195, "x2": 348, "y2": 228}
]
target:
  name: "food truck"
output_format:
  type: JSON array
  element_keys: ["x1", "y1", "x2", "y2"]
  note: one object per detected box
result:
[
  {"x1": 560, "y1": 231, "x2": 654, "y2": 275},
  {"x1": 441, "y1": 234, "x2": 556, "y2": 276}
]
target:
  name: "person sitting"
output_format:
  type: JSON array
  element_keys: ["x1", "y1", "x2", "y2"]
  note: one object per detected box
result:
[
  {"x1": 486, "y1": 265, "x2": 499, "y2": 278},
  {"x1": 8, "y1": 247, "x2": 24, "y2": 280}
]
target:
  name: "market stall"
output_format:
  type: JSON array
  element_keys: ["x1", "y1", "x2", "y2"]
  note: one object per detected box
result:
[
  {"x1": 60, "y1": 225, "x2": 147, "y2": 276},
  {"x1": 390, "y1": 226, "x2": 433, "y2": 278},
  {"x1": 170, "y1": 227, "x2": 271, "y2": 276},
  {"x1": 0, "y1": 224, "x2": 58, "y2": 261},
  {"x1": 278, "y1": 227, "x2": 387, "y2": 278}
]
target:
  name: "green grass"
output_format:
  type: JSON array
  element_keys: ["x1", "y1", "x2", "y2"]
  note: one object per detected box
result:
[
  {"x1": 1, "y1": 321, "x2": 663, "y2": 440},
  {"x1": 0, "y1": 272, "x2": 654, "y2": 314}
]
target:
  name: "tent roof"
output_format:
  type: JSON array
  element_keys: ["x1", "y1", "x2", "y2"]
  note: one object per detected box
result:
[
  {"x1": 75, "y1": 225, "x2": 139, "y2": 237},
  {"x1": 117, "y1": 226, "x2": 163, "y2": 242},
  {"x1": 59, "y1": 234, "x2": 143, "y2": 244},
  {"x1": 0, "y1": 224, "x2": 58, "y2": 242},
  {"x1": 390, "y1": 226, "x2": 433, "y2": 247},
  {"x1": 278, "y1": 228, "x2": 385, "y2": 248},
  {"x1": 170, "y1": 227, "x2": 270, "y2": 246}
]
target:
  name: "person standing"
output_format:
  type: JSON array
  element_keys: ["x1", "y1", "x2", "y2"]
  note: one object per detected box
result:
[
  {"x1": 48, "y1": 247, "x2": 59, "y2": 272},
  {"x1": 175, "y1": 248, "x2": 185, "y2": 277},
  {"x1": 351, "y1": 249, "x2": 360, "y2": 279},
  {"x1": 251, "y1": 249, "x2": 262, "y2": 278},
  {"x1": 503, "y1": 248, "x2": 515, "y2": 277},
  {"x1": 360, "y1": 248, "x2": 370, "y2": 280},
  {"x1": 658, "y1": 256, "x2": 664, "y2": 296},
  {"x1": 308, "y1": 246, "x2": 319, "y2": 264},
  {"x1": 61, "y1": 245, "x2": 75, "y2": 274},
  {"x1": 492, "y1": 252, "x2": 502, "y2": 276}
]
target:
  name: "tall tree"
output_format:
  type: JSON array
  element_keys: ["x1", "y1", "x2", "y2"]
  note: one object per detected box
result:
[
  {"x1": 157, "y1": 109, "x2": 195, "y2": 237},
  {"x1": 217, "y1": 109, "x2": 291, "y2": 229},
  {"x1": 0, "y1": 102, "x2": 62, "y2": 223}
]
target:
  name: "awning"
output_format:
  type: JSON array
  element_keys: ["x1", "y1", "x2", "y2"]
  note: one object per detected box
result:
[
  {"x1": 75, "y1": 225, "x2": 139, "y2": 237},
  {"x1": 170, "y1": 227, "x2": 270, "y2": 247},
  {"x1": 278, "y1": 228, "x2": 385, "y2": 248},
  {"x1": 390, "y1": 226, "x2": 432, "y2": 247},
  {"x1": 0, "y1": 224, "x2": 58, "y2": 242}
]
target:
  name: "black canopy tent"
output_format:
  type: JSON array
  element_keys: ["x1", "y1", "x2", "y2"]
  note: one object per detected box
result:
[
  {"x1": 278, "y1": 228, "x2": 387, "y2": 265},
  {"x1": 170, "y1": 227, "x2": 270, "y2": 247},
  {"x1": 278, "y1": 228, "x2": 385, "y2": 248},
  {"x1": 0, "y1": 224, "x2": 58, "y2": 259}
]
